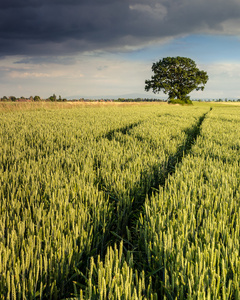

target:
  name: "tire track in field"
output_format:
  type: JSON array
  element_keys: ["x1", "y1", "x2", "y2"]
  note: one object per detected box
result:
[
  {"x1": 117, "y1": 110, "x2": 210, "y2": 258},
  {"x1": 77, "y1": 109, "x2": 210, "y2": 298},
  {"x1": 96, "y1": 120, "x2": 142, "y2": 142},
  {"x1": 93, "y1": 110, "x2": 210, "y2": 250},
  {"x1": 132, "y1": 109, "x2": 211, "y2": 299},
  {"x1": 158, "y1": 110, "x2": 209, "y2": 185},
  {"x1": 126, "y1": 110, "x2": 210, "y2": 240}
]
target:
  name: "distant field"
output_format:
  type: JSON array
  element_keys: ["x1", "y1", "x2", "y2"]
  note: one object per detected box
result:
[
  {"x1": 217, "y1": 101, "x2": 240, "y2": 105},
  {"x1": 0, "y1": 102, "x2": 239, "y2": 299}
]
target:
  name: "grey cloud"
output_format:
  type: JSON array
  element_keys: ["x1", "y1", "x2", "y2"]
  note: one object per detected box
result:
[
  {"x1": 14, "y1": 56, "x2": 77, "y2": 65},
  {"x1": 0, "y1": 0, "x2": 240, "y2": 58},
  {"x1": 97, "y1": 65, "x2": 108, "y2": 71}
]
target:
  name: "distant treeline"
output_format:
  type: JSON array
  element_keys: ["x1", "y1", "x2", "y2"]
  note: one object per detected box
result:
[
  {"x1": 0, "y1": 95, "x2": 165, "y2": 102},
  {"x1": 0, "y1": 94, "x2": 67, "y2": 102},
  {"x1": 1, "y1": 95, "x2": 240, "y2": 102}
]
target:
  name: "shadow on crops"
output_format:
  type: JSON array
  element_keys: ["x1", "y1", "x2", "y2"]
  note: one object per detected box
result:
[
  {"x1": 159, "y1": 111, "x2": 208, "y2": 184},
  {"x1": 66, "y1": 110, "x2": 209, "y2": 299},
  {"x1": 98, "y1": 120, "x2": 143, "y2": 142},
  {"x1": 93, "y1": 111, "x2": 209, "y2": 250}
]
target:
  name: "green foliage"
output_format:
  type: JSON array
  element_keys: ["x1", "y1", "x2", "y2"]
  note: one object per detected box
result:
[
  {"x1": 1, "y1": 96, "x2": 9, "y2": 102},
  {"x1": 9, "y1": 96, "x2": 17, "y2": 101},
  {"x1": 145, "y1": 56, "x2": 209, "y2": 101},
  {"x1": 168, "y1": 98, "x2": 193, "y2": 105},
  {"x1": 48, "y1": 94, "x2": 57, "y2": 101},
  {"x1": 34, "y1": 95, "x2": 41, "y2": 101}
]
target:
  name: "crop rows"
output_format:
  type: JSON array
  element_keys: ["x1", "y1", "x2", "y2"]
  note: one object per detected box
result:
[{"x1": 0, "y1": 103, "x2": 239, "y2": 299}]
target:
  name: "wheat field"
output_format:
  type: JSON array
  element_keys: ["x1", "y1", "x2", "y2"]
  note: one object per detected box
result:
[{"x1": 0, "y1": 102, "x2": 239, "y2": 299}]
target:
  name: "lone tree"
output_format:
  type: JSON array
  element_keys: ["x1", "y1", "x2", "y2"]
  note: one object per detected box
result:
[{"x1": 145, "y1": 56, "x2": 208, "y2": 103}]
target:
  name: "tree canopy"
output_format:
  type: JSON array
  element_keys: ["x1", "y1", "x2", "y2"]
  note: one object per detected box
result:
[{"x1": 145, "y1": 57, "x2": 209, "y2": 103}]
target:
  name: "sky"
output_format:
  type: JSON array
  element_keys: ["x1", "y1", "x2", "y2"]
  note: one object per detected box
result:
[{"x1": 0, "y1": 0, "x2": 240, "y2": 100}]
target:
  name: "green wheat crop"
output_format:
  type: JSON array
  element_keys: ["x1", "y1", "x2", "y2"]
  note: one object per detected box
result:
[{"x1": 0, "y1": 102, "x2": 239, "y2": 299}]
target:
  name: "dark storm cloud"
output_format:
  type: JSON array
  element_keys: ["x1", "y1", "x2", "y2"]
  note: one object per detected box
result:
[{"x1": 0, "y1": 0, "x2": 240, "y2": 58}]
